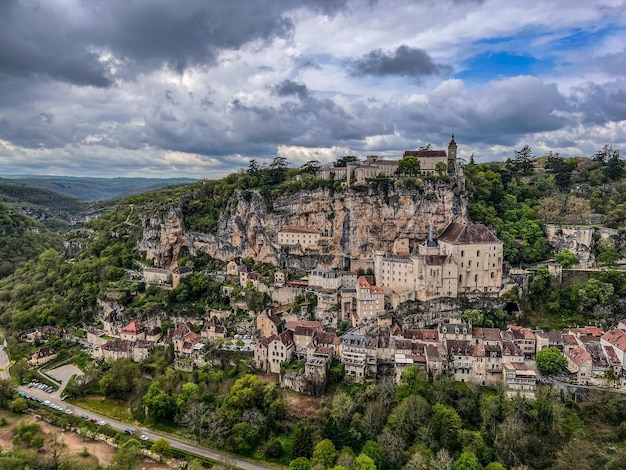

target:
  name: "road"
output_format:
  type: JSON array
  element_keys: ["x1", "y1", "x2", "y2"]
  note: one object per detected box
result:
[{"x1": 18, "y1": 385, "x2": 277, "y2": 470}]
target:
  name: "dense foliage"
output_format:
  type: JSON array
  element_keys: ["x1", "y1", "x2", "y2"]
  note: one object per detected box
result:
[{"x1": 0, "y1": 202, "x2": 62, "y2": 278}]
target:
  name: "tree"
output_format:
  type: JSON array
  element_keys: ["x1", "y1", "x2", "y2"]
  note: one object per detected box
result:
[
  {"x1": 311, "y1": 439, "x2": 338, "y2": 468},
  {"x1": 223, "y1": 374, "x2": 265, "y2": 410},
  {"x1": 485, "y1": 463, "x2": 506, "y2": 470},
  {"x1": 292, "y1": 425, "x2": 315, "y2": 459},
  {"x1": 110, "y1": 438, "x2": 142, "y2": 470},
  {"x1": 151, "y1": 438, "x2": 173, "y2": 460},
  {"x1": 454, "y1": 451, "x2": 482, "y2": 470},
  {"x1": 530, "y1": 266, "x2": 550, "y2": 294},
  {"x1": 0, "y1": 379, "x2": 16, "y2": 409},
  {"x1": 431, "y1": 404, "x2": 463, "y2": 452},
  {"x1": 462, "y1": 309, "x2": 483, "y2": 326},
  {"x1": 536, "y1": 347, "x2": 568, "y2": 374},
  {"x1": 354, "y1": 453, "x2": 377, "y2": 470},
  {"x1": 290, "y1": 457, "x2": 312, "y2": 470},
  {"x1": 398, "y1": 156, "x2": 421, "y2": 176},
  {"x1": 555, "y1": 250, "x2": 577, "y2": 268},
  {"x1": 435, "y1": 161, "x2": 448, "y2": 177},
  {"x1": 301, "y1": 160, "x2": 322, "y2": 175},
  {"x1": 142, "y1": 381, "x2": 176, "y2": 421},
  {"x1": 362, "y1": 440, "x2": 385, "y2": 469},
  {"x1": 334, "y1": 156, "x2": 359, "y2": 167},
  {"x1": 512, "y1": 145, "x2": 534, "y2": 175},
  {"x1": 11, "y1": 359, "x2": 30, "y2": 385}
]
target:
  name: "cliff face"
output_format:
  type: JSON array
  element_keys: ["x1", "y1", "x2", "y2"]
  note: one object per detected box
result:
[{"x1": 138, "y1": 181, "x2": 467, "y2": 269}]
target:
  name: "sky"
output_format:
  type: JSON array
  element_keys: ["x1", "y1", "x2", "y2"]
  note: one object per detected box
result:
[{"x1": 1, "y1": 0, "x2": 625, "y2": 178}]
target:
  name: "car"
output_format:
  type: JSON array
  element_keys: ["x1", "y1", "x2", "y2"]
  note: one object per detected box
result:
[
  {"x1": 65, "y1": 409, "x2": 73, "y2": 415},
  {"x1": 139, "y1": 435, "x2": 149, "y2": 441},
  {"x1": 124, "y1": 428, "x2": 133, "y2": 435},
  {"x1": 44, "y1": 400, "x2": 51, "y2": 405},
  {"x1": 81, "y1": 414, "x2": 89, "y2": 419},
  {"x1": 97, "y1": 420, "x2": 106, "y2": 426}
]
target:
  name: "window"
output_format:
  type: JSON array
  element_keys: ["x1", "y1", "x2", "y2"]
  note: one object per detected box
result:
[
  {"x1": 477, "y1": 250, "x2": 480, "y2": 256},
  {"x1": 474, "y1": 274, "x2": 478, "y2": 282},
  {"x1": 461, "y1": 250, "x2": 465, "y2": 257}
]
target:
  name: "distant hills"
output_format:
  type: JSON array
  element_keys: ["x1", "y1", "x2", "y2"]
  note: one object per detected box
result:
[{"x1": 0, "y1": 176, "x2": 196, "y2": 201}]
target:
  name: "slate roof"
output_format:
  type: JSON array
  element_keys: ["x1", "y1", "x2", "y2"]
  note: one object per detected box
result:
[{"x1": 438, "y1": 222, "x2": 500, "y2": 244}]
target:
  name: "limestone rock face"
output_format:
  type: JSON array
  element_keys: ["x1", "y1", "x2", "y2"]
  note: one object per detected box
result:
[{"x1": 138, "y1": 182, "x2": 468, "y2": 269}]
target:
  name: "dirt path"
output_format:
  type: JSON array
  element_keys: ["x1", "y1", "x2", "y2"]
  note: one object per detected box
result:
[{"x1": 0, "y1": 414, "x2": 168, "y2": 469}]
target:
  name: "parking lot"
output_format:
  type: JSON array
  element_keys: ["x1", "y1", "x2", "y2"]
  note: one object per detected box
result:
[{"x1": 46, "y1": 364, "x2": 83, "y2": 393}]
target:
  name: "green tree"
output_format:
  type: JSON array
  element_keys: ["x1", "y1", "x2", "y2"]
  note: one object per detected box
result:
[
  {"x1": 431, "y1": 403, "x2": 463, "y2": 452},
  {"x1": 484, "y1": 463, "x2": 506, "y2": 470},
  {"x1": 435, "y1": 161, "x2": 448, "y2": 176},
  {"x1": 290, "y1": 457, "x2": 312, "y2": 470},
  {"x1": 0, "y1": 379, "x2": 16, "y2": 409},
  {"x1": 110, "y1": 438, "x2": 142, "y2": 470},
  {"x1": 454, "y1": 451, "x2": 482, "y2": 470},
  {"x1": 354, "y1": 453, "x2": 377, "y2": 470},
  {"x1": 230, "y1": 422, "x2": 260, "y2": 455},
  {"x1": 292, "y1": 424, "x2": 315, "y2": 459},
  {"x1": 151, "y1": 438, "x2": 173, "y2": 459},
  {"x1": 142, "y1": 381, "x2": 176, "y2": 421},
  {"x1": 362, "y1": 440, "x2": 385, "y2": 469},
  {"x1": 555, "y1": 250, "x2": 577, "y2": 268},
  {"x1": 536, "y1": 347, "x2": 568, "y2": 374},
  {"x1": 398, "y1": 156, "x2": 421, "y2": 176},
  {"x1": 223, "y1": 374, "x2": 265, "y2": 410},
  {"x1": 11, "y1": 359, "x2": 30, "y2": 385},
  {"x1": 9, "y1": 397, "x2": 28, "y2": 413},
  {"x1": 334, "y1": 156, "x2": 360, "y2": 167},
  {"x1": 530, "y1": 266, "x2": 550, "y2": 294},
  {"x1": 462, "y1": 309, "x2": 483, "y2": 326},
  {"x1": 311, "y1": 439, "x2": 338, "y2": 468}
]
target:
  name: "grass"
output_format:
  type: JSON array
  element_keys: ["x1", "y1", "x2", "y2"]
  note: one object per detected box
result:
[{"x1": 67, "y1": 397, "x2": 136, "y2": 423}]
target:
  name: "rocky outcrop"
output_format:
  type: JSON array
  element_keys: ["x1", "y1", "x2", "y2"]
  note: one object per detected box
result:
[{"x1": 138, "y1": 181, "x2": 468, "y2": 269}]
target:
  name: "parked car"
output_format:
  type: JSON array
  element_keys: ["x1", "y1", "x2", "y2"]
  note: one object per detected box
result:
[
  {"x1": 124, "y1": 428, "x2": 133, "y2": 435},
  {"x1": 81, "y1": 414, "x2": 89, "y2": 419},
  {"x1": 139, "y1": 435, "x2": 149, "y2": 441},
  {"x1": 97, "y1": 420, "x2": 106, "y2": 426},
  {"x1": 90, "y1": 418, "x2": 98, "y2": 423}
]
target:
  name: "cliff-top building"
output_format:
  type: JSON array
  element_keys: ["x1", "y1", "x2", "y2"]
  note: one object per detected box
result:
[
  {"x1": 375, "y1": 221, "x2": 503, "y2": 302},
  {"x1": 316, "y1": 135, "x2": 459, "y2": 186}
]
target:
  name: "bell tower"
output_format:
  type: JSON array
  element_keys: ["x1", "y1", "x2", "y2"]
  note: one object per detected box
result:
[{"x1": 447, "y1": 133, "x2": 457, "y2": 174}]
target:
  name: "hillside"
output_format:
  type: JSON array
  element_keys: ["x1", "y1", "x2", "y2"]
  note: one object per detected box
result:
[
  {"x1": 0, "y1": 202, "x2": 63, "y2": 278},
  {"x1": 2, "y1": 176, "x2": 196, "y2": 201}
]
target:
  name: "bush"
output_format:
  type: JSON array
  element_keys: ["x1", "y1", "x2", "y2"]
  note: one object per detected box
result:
[{"x1": 265, "y1": 438, "x2": 283, "y2": 458}]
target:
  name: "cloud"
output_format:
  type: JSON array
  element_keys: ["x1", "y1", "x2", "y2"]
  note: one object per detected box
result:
[
  {"x1": 348, "y1": 45, "x2": 452, "y2": 78},
  {"x1": 271, "y1": 80, "x2": 311, "y2": 99},
  {"x1": 0, "y1": 0, "x2": 348, "y2": 88}
]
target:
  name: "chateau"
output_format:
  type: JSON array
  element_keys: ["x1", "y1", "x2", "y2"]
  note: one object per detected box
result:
[
  {"x1": 316, "y1": 135, "x2": 459, "y2": 185},
  {"x1": 375, "y1": 221, "x2": 503, "y2": 302}
]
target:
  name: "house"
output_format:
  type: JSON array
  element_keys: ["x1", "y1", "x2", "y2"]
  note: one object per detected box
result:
[
  {"x1": 403, "y1": 329, "x2": 440, "y2": 345},
  {"x1": 201, "y1": 316, "x2": 227, "y2": 341},
  {"x1": 425, "y1": 344, "x2": 448, "y2": 377},
  {"x1": 132, "y1": 340, "x2": 154, "y2": 362},
  {"x1": 508, "y1": 326, "x2": 536, "y2": 358},
  {"x1": 447, "y1": 340, "x2": 472, "y2": 382},
  {"x1": 439, "y1": 322, "x2": 471, "y2": 341},
  {"x1": 169, "y1": 322, "x2": 201, "y2": 356},
  {"x1": 145, "y1": 326, "x2": 162, "y2": 343},
  {"x1": 102, "y1": 309, "x2": 124, "y2": 333},
  {"x1": 472, "y1": 327, "x2": 503, "y2": 346},
  {"x1": 484, "y1": 345, "x2": 503, "y2": 385},
  {"x1": 42, "y1": 325, "x2": 62, "y2": 337},
  {"x1": 277, "y1": 226, "x2": 321, "y2": 248},
  {"x1": 172, "y1": 266, "x2": 193, "y2": 288},
  {"x1": 257, "y1": 311, "x2": 283, "y2": 338},
  {"x1": 266, "y1": 331, "x2": 295, "y2": 374},
  {"x1": 502, "y1": 341, "x2": 525, "y2": 364},
  {"x1": 239, "y1": 266, "x2": 258, "y2": 288},
  {"x1": 565, "y1": 347, "x2": 593, "y2": 385},
  {"x1": 100, "y1": 340, "x2": 132, "y2": 362},
  {"x1": 354, "y1": 276, "x2": 384, "y2": 326},
  {"x1": 29, "y1": 347, "x2": 57, "y2": 366},
  {"x1": 143, "y1": 267, "x2": 172, "y2": 285},
  {"x1": 601, "y1": 329, "x2": 626, "y2": 370},
  {"x1": 86, "y1": 327, "x2": 107, "y2": 346},
  {"x1": 340, "y1": 332, "x2": 371, "y2": 382},
  {"x1": 293, "y1": 326, "x2": 318, "y2": 358},
  {"x1": 503, "y1": 363, "x2": 537, "y2": 399},
  {"x1": 120, "y1": 320, "x2": 146, "y2": 342},
  {"x1": 226, "y1": 257, "x2": 244, "y2": 276},
  {"x1": 19, "y1": 328, "x2": 41, "y2": 343},
  {"x1": 535, "y1": 331, "x2": 564, "y2": 351},
  {"x1": 309, "y1": 269, "x2": 343, "y2": 290}
]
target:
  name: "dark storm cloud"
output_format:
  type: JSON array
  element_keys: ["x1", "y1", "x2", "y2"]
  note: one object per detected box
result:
[
  {"x1": 0, "y1": 0, "x2": 348, "y2": 87},
  {"x1": 271, "y1": 80, "x2": 311, "y2": 99},
  {"x1": 349, "y1": 45, "x2": 452, "y2": 77},
  {"x1": 576, "y1": 81, "x2": 626, "y2": 125}
]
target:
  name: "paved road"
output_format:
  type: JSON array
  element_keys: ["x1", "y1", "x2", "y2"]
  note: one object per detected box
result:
[{"x1": 19, "y1": 385, "x2": 277, "y2": 470}]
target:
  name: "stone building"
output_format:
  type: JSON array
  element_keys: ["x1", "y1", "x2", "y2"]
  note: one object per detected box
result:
[
  {"x1": 277, "y1": 226, "x2": 321, "y2": 248},
  {"x1": 374, "y1": 221, "x2": 503, "y2": 301}
]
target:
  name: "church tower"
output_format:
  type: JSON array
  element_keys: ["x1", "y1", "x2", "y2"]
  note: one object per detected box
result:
[{"x1": 447, "y1": 133, "x2": 457, "y2": 174}]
